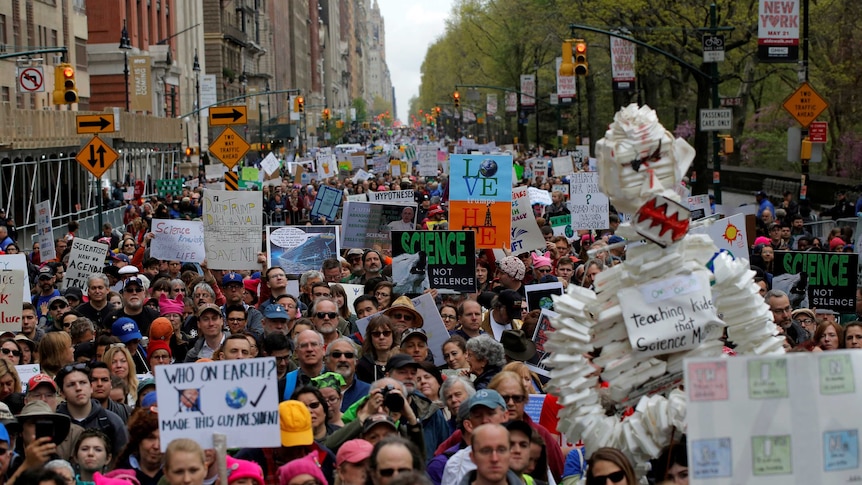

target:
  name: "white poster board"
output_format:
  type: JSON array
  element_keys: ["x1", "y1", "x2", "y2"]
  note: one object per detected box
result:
[
  {"x1": 567, "y1": 172, "x2": 609, "y2": 230},
  {"x1": 527, "y1": 187, "x2": 552, "y2": 206},
  {"x1": 0, "y1": 270, "x2": 25, "y2": 332},
  {"x1": 418, "y1": 146, "x2": 438, "y2": 177},
  {"x1": 690, "y1": 214, "x2": 750, "y2": 259},
  {"x1": 552, "y1": 184, "x2": 570, "y2": 198},
  {"x1": 202, "y1": 189, "x2": 262, "y2": 270},
  {"x1": 685, "y1": 350, "x2": 862, "y2": 485},
  {"x1": 688, "y1": 194, "x2": 713, "y2": 220},
  {"x1": 16, "y1": 364, "x2": 40, "y2": 388},
  {"x1": 204, "y1": 164, "x2": 225, "y2": 180},
  {"x1": 341, "y1": 284, "x2": 364, "y2": 317},
  {"x1": 260, "y1": 153, "x2": 281, "y2": 176},
  {"x1": 368, "y1": 190, "x2": 415, "y2": 205},
  {"x1": 64, "y1": 239, "x2": 109, "y2": 293},
  {"x1": 552, "y1": 155, "x2": 574, "y2": 177},
  {"x1": 150, "y1": 220, "x2": 206, "y2": 263},
  {"x1": 0, "y1": 255, "x2": 32, "y2": 303},
  {"x1": 511, "y1": 186, "x2": 547, "y2": 254},
  {"x1": 154, "y1": 358, "x2": 280, "y2": 451},
  {"x1": 317, "y1": 153, "x2": 337, "y2": 179},
  {"x1": 35, "y1": 201, "x2": 56, "y2": 261}
]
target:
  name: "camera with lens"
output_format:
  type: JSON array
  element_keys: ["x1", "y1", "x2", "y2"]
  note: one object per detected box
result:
[{"x1": 380, "y1": 385, "x2": 404, "y2": 412}]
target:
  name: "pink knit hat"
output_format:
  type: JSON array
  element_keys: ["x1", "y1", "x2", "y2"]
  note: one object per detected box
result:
[
  {"x1": 277, "y1": 453, "x2": 327, "y2": 485},
  {"x1": 226, "y1": 456, "x2": 264, "y2": 485},
  {"x1": 531, "y1": 254, "x2": 552, "y2": 269},
  {"x1": 159, "y1": 293, "x2": 185, "y2": 316},
  {"x1": 753, "y1": 236, "x2": 771, "y2": 247}
]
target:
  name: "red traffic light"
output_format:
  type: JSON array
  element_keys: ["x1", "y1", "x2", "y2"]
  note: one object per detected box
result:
[
  {"x1": 453, "y1": 91, "x2": 460, "y2": 99},
  {"x1": 575, "y1": 42, "x2": 587, "y2": 54},
  {"x1": 62, "y1": 67, "x2": 75, "y2": 78}
]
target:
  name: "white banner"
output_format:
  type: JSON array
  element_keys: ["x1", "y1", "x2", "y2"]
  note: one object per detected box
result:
[
  {"x1": 486, "y1": 94, "x2": 498, "y2": 116},
  {"x1": 610, "y1": 36, "x2": 637, "y2": 90},
  {"x1": 151, "y1": 220, "x2": 206, "y2": 263},
  {"x1": 199, "y1": 74, "x2": 217, "y2": 120},
  {"x1": 620, "y1": 271, "x2": 724, "y2": 357},
  {"x1": 368, "y1": 190, "x2": 415, "y2": 205},
  {"x1": 64, "y1": 239, "x2": 109, "y2": 294},
  {"x1": 555, "y1": 57, "x2": 576, "y2": 98},
  {"x1": 154, "y1": 358, "x2": 280, "y2": 451},
  {"x1": 505, "y1": 92, "x2": 518, "y2": 113},
  {"x1": 35, "y1": 201, "x2": 56, "y2": 262},
  {"x1": 202, "y1": 189, "x2": 262, "y2": 270},
  {"x1": 567, "y1": 172, "x2": 609, "y2": 230},
  {"x1": 520, "y1": 74, "x2": 536, "y2": 107},
  {"x1": 0, "y1": 270, "x2": 25, "y2": 333},
  {"x1": 511, "y1": 186, "x2": 547, "y2": 254},
  {"x1": 204, "y1": 164, "x2": 225, "y2": 180},
  {"x1": 757, "y1": 0, "x2": 799, "y2": 62}
]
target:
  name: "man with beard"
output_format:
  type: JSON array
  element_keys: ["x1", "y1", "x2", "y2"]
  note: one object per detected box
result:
[
  {"x1": 102, "y1": 277, "x2": 159, "y2": 336},
  {"x1": 325, "y1": 337, "x2": 371, "y2": 410},
  {"x1": 346, "y1": 249, "x2": 364, "y2": 279},
  {"x1": 33, "y1": 266, "x2": 60, "y2": 321},
  {"x1": 77, "y1": 274, "x2": 112, "y2": 328},
  {"x1": 311, "y1": 297, "x2": 342, "y2": 347},
  {"x1": 348, "y1": 250, "x2": 389, "y2": 285},
  {"x1": 385, "y1": 354, "x2": 449, "y2": 459}
]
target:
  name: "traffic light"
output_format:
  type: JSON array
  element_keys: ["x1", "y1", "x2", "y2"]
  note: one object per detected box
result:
[
  {"x1": 322, "y1": 108, "x2": 331, "y2": 121},
  {"x1": 574, "y1": 40, "x2": 588, "y2": 76},
  {"x1": 559, "y1": 41, "x2": 574, "y2": 76},
  {"x1": 185, "y1": 147, "x2": 198, "y2": 157},
  {"x1": 435, "y1": 106, "x2": 441, "y2": 116},
  {"x1": 53, "y1": 63, "x2": 78, "y2": 104},
  {"x1": 453, "y1": 91, "x2": 461, "y2": 109},
  {"x1": 336, "y1": 120, "x2": 344, "y2": 129},
  {"x1": 296, "y1": 96, "x2": 305, "y2": 113}
]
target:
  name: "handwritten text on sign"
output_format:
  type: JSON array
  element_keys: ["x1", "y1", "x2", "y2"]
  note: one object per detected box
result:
[
  {"x1": 203, "y1": 190, "x2": 262, "y2": 270},
  {"x1": 151, "y1": 220, "x2": 205, "y2": 263},
  {"x1": 619, "y1": 271, "x2": 724, "y2": 357},
  {"x1": 0, "y1": 271, "x2": 24, "y2": 332},
  {"x1": 64, "y1": 240, "x2": 109, "y2": 294},
  {"x1": 567, "y1": 172, "x2": 609, "y2": 230},
  {"x1": 154, "y1": 358, "x2": 280, "y2": 451}
]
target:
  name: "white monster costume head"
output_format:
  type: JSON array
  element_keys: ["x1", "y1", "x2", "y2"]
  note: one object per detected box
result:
[{"x1": 596, "y1": 104, "x2": 694, "y2": 214}]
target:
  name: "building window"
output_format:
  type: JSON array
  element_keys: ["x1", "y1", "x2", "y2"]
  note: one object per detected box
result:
[
  {"x1": 73, "y1": 0, "x2": 86, "y2": 14},
  {"x1": 0, "y1": 15, "x2": 6, "y2": 45},
  {"x1": 75, "y1": 37, "x2": 87, "y2": 70},
  {"x1": 1, "y1": 87, "x2": 9, "y2": 103}
]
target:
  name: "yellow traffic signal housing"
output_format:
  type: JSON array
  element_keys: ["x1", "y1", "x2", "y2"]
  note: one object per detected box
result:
[
  {"x1": 800, "y1": 139, "x2": 812, "y2": 160},
  {"x1": 322, "y1": 108, "x2": 331, "y2": 121},
  {"x1": 562, "y1": 135, "x2": 569, "y2": 145},
  {"x1": 295, "y1": 96, "x2": 305, "y2": 113},
  {"x1": 560, "y1": 42, "x2": 574, "y2": 76},
  {"x1": 53, "y1": 63, "x2": 79, "y2": 105},
  {"x1": 574, "y1": 41, "x2": 588, "y2": 76},
  {"x1": 453, "y1": 91, "x2": 461, "y2": 109},
  {"x1": 723, "y1": 137, "x2": 734, "y2": 154}
]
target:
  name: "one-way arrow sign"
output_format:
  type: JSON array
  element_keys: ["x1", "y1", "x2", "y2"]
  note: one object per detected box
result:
[
  {"x1": 208, "y1": 106, "x2": 248, "y2": 126},
  {"x1": 76, "y1": 114, "x2": 116, "y2": 134}
]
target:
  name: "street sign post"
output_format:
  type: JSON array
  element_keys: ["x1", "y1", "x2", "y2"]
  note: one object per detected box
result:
[
  {"x1": 75, "y1": 136, "x2": 119, "y2": 178},
  {"x1": 699, "y1": 108, "x2": 732, "y2": 131},
  {"x1": 209, "y1": 127, "x2": 250, "y2": 169},
  {"x1": 208, "y1": 106, "x2": 248, "y2": 126},
  {"x1": 76, "y1": 114, "x2": 116, "y2": 134},
  {"x1": 782, "y1": 82, "x2": 828, "y2": 128}
]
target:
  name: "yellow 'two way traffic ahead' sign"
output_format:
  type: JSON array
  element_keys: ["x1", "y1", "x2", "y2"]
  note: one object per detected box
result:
[
  {"x1": 782, "y1": 82, "x2": 828, "y2": 128},
  {"x1": 75, "y1": 135, "x2": 119, "y2": 178},
  {"x1": 209, "y1": 127, "x2": 250, "y2": 169}
]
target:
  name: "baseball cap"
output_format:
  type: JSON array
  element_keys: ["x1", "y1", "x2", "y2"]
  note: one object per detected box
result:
[
  {"x1": 63, "y1": 287, "x2": 84, "y2": 302},
  {"x1": 111, "y1": 253, "x2": 131, "y2": 264},
  {"x1": 336, "y1": 439, "x2": 374, "y2": 467},
  {"x1": 361, "y1": 413, "x2": 398, "y2": 434},
  {"x1": 112, "y1": 317, "x2": 143, "y2": 343},
  {"x1": 279, "y1": 400, "x2": 314, "y2": 447},
  {"x1": 47, "y1": 296, "x2": 69, "y2": 308},
  {"x1": 222, "y1": 272, "x2": 244, "y2": 286},
  {"x1": 118, "y1": 265, "x2": 140, "y2": 275},
  {"x1": 465, "y1": 389, "x2": 507, "y2": 413},
  {"x1": 400, "y1": 327, "x2": 427, "y2": 343},
  {"x1": 386, "y1": 353, "x2": 420, "y2": 371},
  {"x1": 37, "y1": 266, "x2": 55, "y2": 279},
  {"x1": 755, "y1": 190, "x2": 768, "y2": 197},
  {"x1": 137, "y1": 378, "x2": 156, "y2": 395},
  {"x1": 196, "y1": 303, "x2": 222, "y2": 319},
  {"x1": 264, "y1": 304, "x2": 289, "y2": 320},
  {"x1": 123, "y1": 277, "x2": 145, "y2": 289},
  {"x1": 347, "y1": 248, "x2": 364, "y2": 257},
  {"x1": 27, "y1": 373, "x2": 58, "y2": 393},
  {"x1": 608, "y1": 235, "x2": 624, "y2": 245}
]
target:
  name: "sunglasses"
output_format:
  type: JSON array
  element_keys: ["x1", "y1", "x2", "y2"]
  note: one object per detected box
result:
[
  {"x1": 377, "y1": 468, "x2": 412, "y2": 478},
  {"x1": 0, "y1": 348, "x2": 21, "y2": 357},
  {"x1": 60, "y1": 363, "x2": 89, "y2": 374},
  {"x1": 315, "y1": 312, "x2": 338, "y2": 320},
  {"x1": 501, "y1": 394, "x2": 527, "y2": 404},
  {"x1": 371, "y1": 330, "x2": 392, "y2": 338},
  {"x1": 587, "y1": 471, "x2": 626, "y2": 485},
  {"x1": 305, "y1": 401, "x2": 323, "y2": 410},
  {"x1": 49, "y1": 302, "x2": 68, "y2": 310},
  {"x1": 330, "y1": 351, "x2": 355, "y2": 359},
  {"x1": 390, "y1": 312, "x2": 414, "y2": 321}
]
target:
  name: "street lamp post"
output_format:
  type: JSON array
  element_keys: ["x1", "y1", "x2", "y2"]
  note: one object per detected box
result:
[
  {"x1": 193, "y1": 50, "x2": 202, "y2": 171},
  {"x1": 119, "y1": 19, "x2": 132, "y2": 111}
]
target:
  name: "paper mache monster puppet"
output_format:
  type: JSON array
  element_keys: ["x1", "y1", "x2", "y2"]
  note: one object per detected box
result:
[{"x1": 546, "y1": 104, "x2": 785, "y2": 470}]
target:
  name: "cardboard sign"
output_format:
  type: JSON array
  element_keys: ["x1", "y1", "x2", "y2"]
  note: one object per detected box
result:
[
  {"x1": 340, "y1": 201, "x2": 417, "y2": 251},
  {"x1": 309, "y1": 185, "x2": 343, "y2": 222},
  {"x1": 690, "y1": 214, "x2": 749, "y2": 259},
  {"x1": 150, "y1": 219, "x2": 206, "y2": 263},
  {"x1": 154, "y1": 358, "x2": 280, "y2": 451},
  {"x1": 368, "y1": 190, "x2": 415, "y2": 205},
  {"x1": 552, "y1": 155, "x2": 574, "y2": 177},
  {"x1": 771, "y1": 251, "x2": 858, "y2": 314},
  {"x1": 260, "y1": 153, "x2": 281, "y2": 176},
  {"x1": 448, "y1": 154, "x2": 513, "y2": 202},
  {"x1": 391, "y1": 231, "x2": 476, "y2": 294},
  {"x1": 418, "y1": 146, "x2": 438, "y2": 177},
  {"x1": 528, "y1": 187, "x2": 553, "y2": 206},
  {"x1": 685, "y1": 351, "x2": 862, "y2": 484},
  {"x1": 0, "y1": 270, "x2": 25, "y2": 332},
  {"x1": 204, "y1": 164, "x2": 225, "y2": 180},
  {"x1": 63, "y1": 239, "x2": 109, "y2": 294},
  {"x1": 688, "y1": 194, "x2": 713, "y2": 220},
  {"x1": 0, "y1": 255, "x2": 32, "y2": 303},
  {"x1": 619, "y1": 271, "x2": 724, "y2": 357},
  {"x1": 567, "y1": 172, "x2": 609, "y2": 230},
  {"x1": 510, "y1": 186, "x2": 547, "y2": 254},
  {"x1": 35, "y1": 201, "x2": 56, "y2": 262},
  {"x1": 317, "y1": 153, "x2": 337, "y2": 179},
  {"x1": 266, "y1": 226, "x2": 340, "y2": 276},
  {"x1": 202, "y1": 190, "x2": 262, "y2": 270}
]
